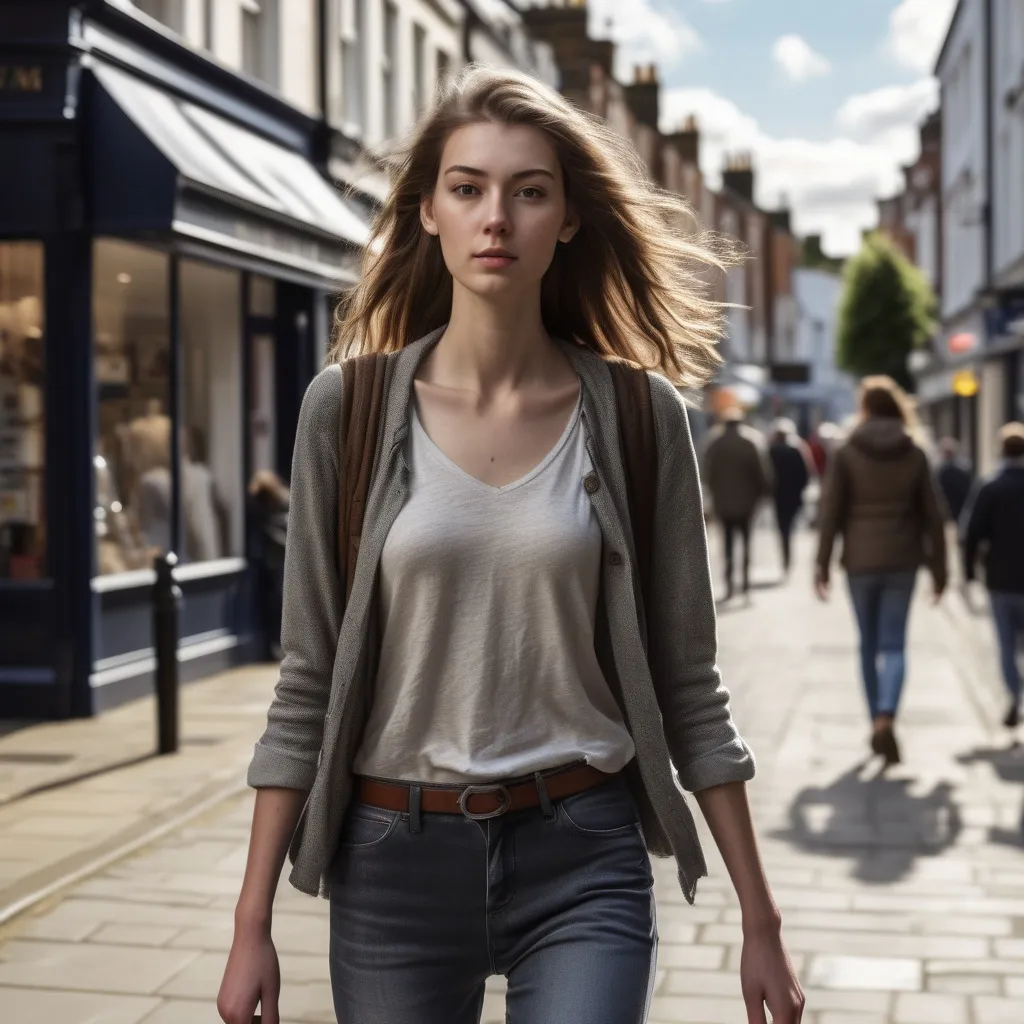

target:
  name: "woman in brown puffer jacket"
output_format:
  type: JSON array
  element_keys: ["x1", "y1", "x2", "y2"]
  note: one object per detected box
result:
[{"x1": 815, "y1": 377, "x2": 948, "y2": 765}]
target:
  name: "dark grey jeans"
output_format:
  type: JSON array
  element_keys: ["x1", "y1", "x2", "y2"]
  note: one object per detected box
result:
[{"x1": 328, "y1": 773, "x2": 658, "y2": 1024}]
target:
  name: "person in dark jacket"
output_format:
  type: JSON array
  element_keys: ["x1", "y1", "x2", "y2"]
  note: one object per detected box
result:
[
  {"x1": 769, "y1": 418, "x2": 812, "y2": 575},
  {"x1": 961, "y1": 423, "x2": 1024, "y2": 728},
  {"x1": 816, "y1": 376, "x2": 948, "y2": 765},
  {"x1": 248, "y1": 469, "x2": 290, "y2": 661},
  {"x1": 703, "y1": 407, "x2": 773, "y2": 598},
  {"x1": 936, "y1": 437, "x2": 974, "y2": 523}
]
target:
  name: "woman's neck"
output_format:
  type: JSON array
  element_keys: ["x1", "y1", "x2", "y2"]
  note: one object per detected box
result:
[{"x1": 430, "y1": 285, "x2": 563, "y2": 398}]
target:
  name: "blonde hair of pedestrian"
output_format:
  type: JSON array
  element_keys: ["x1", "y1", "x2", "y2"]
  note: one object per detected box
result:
[
  {"x1": 330, "y1": 64, "x2": 737, "y2": 389},
  {"x1": 858, "y1": 375, "x2": 919, "y2": 432},
  {"x1": 1000, "y1": 422, "x2": 1024, "y2": 459}
]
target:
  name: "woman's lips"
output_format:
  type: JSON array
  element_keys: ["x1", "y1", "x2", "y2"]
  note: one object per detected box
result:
[{"x1": 474, "y1": 254, "x2": 517, "y2": 268}]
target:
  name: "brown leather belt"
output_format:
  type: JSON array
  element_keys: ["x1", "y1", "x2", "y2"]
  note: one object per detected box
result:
[{"x1": 355, "y1": 763, "x2": 615, "y2": 820}]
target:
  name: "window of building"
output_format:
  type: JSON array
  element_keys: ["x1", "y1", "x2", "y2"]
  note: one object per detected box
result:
[
  {"x1": 413, "y1": 23, "x2": 427, "y2": 116},
  {"x1": 383, "y1": 0, "x2": 399, "y2": 139},
  {"x1": 0, "y1": 242, "x2": 45, "y2": 580},
  {"x1": 437, "y1": 48, "x2": 451, "y2": 87},
  {"x1": 179, "y1": 260, "x2": 244, "y2": 565},
  {"x1": 133, "y1": 0, "x2": 184, "y2": 34},
  {"x1": 93, "y1": 240, "x2": 172, "y2": 576},
  {"x1": 241, "y1": 0, "x2": 280, "y2": 90},
  {"x1": 203, "y1": 0, "x2": 215, "y2": 51},
  {"x1": 341, "y1": 0, "x2": 366, "y2": 131}
]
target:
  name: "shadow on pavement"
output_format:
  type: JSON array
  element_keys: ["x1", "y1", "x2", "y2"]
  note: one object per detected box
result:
[
  {"x1": 770, "y1": 763, "x2": 963, "y2": 885},
  {"x1": 957, "y1": 743, "x2": 1024, "y2": 848}
]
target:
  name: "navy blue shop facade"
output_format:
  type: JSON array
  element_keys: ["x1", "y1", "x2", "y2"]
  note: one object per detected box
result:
[{"x1": 0, "y1": 2, "x2": 368, "y2": 718}]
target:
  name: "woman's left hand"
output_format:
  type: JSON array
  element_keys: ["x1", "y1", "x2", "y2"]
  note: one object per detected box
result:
[{"x1": 740, "y1": 921, "x2": 805, "y2": 1023}]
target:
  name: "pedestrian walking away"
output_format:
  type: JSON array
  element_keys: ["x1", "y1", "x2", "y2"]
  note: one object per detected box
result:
[
  {"x1": 703, "y1": 407, "x2": 774, "y2": 599},
  {"x1": 936, "y1": 436, "x2": 974, "y2": 524},
  {"x1": 768, "y1": 418, "x2": 812, "y2": 577},
  {"x1": 961, "y1": 422, "x2": 1024, "y2": 729},
  {"x1": 815, "y1": 376, "x2": 948, "y2": 767},
  {"x1": 217, "y1": 67, "x2": 803, "y2": 1024}
]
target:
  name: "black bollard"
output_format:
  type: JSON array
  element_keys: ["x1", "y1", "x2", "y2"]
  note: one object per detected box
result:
[{"x1": 153, "y1": 550, "x2": 182, "y2": 755}]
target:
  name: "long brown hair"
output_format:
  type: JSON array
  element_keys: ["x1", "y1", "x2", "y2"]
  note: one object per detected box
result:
[{"x1": 331, "y1": 65, "x2": 737, "y2": 389}]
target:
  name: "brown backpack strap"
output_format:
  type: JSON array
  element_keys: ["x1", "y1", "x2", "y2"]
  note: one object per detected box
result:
[
  {"x1": 608, "y1": 361, "x2": 657, "y2": 619},
  {"x1": 337, "y1": 352, "x2": 388, "y2": 604}
]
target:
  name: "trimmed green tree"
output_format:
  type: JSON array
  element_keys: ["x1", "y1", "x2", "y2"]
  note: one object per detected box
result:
[{"x1": 836, "y1": 232, "x2": 936, "y2": 391}]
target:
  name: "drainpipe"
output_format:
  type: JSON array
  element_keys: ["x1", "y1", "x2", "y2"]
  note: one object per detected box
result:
[
  {"x1": 315, "y1": 0, "x2": 330, "y2": 166},
  {"x1": 983, "y1": 0, "x2": 994, "y2": 289}
]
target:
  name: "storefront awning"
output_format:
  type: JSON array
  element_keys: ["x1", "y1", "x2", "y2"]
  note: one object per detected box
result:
[{"x1": 90, "y1": 61, "x2": 371, "y2": 284}]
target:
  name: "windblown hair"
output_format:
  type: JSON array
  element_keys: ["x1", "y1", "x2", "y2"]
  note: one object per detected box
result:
[
  {"x1": 858, "y1": 375, "x2": 918, "y2": 430},
  {"x1": 331, "y1": 65, "x2": 737, "y2": 388}
]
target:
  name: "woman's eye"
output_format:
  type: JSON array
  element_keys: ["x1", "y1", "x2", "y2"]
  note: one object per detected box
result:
[
  {"x1": 453, "y1": 184, "x2": 479, "y2": 196},
  {"x1": 519, "y1": 187, "x2": 544, "y2": 199}
]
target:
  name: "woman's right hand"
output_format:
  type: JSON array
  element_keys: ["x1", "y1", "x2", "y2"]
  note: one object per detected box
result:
[{"x1": 217, "y1": 924, "x2": 281, "y2": 1024}]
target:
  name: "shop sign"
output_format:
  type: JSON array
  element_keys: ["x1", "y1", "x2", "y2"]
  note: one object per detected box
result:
[
  {"x1": 952, "y1": 369, "x2": 980, "y2": 398},
  {"x1": 0, "y1": 65, "x2": 43, "y2": 93}
]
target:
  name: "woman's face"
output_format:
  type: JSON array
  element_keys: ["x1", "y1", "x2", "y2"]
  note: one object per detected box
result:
[{"x1": 421, "y1": 122, "x2": 579, "y2": 300}]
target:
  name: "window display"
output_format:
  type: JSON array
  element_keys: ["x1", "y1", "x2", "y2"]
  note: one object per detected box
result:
[
  {"x1": 0, "y1": 242, "x2": 45, "y2": 579},
  {"x1": 180, "y1": 259, "x2": 243, "y2": 563},
  {"x1": 93, "y1": 239, "x2": 172, "y2": 575}
]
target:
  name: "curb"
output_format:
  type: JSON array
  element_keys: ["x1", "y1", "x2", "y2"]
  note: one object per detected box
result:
[{"x1": 0, "y1": 774, "x2": 248, "y2": 930}]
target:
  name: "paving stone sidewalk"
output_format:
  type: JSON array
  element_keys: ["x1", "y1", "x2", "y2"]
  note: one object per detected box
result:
[
  {"x1": 2, "y1": 530, "x2": 1024, "y2": 1023},
  {"x1": 0, "y1": 665, "x2": 278, "y2": 922}
]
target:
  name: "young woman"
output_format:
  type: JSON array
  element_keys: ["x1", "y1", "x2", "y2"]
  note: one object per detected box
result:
[
  {"x1": 218, "y1": 66, "x2": 803, "y2": 1024},
  {"x1": 815, "y1": 377, "x2": 947, "y2": 765}
]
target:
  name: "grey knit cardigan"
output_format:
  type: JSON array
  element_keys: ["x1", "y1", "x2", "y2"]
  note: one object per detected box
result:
[{"x1": 247, "y1": 327, "x2": 755, "y2": 903}]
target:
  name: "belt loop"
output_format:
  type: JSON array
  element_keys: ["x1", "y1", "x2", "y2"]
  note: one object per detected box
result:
[
  {"x1": 534, "y1": 772, "x2": 556, "y2": 823},
  {"x1": 409, "y1": 785, "x2": 423, "y2": 834}
]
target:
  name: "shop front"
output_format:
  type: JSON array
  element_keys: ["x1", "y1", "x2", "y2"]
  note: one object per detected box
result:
[{"x1": 0, "y1": 3, "x2": 369, "y2": 716}]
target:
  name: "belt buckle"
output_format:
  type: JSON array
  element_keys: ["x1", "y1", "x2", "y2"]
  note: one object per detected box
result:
[{"x1": 458, "y1": 783, "x2": 512, "y2": 820}]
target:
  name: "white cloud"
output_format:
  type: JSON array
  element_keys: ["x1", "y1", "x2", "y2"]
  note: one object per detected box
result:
[
  {"x1": 772, "y1": 35, "x2": 832, "y2": 83},
  {"x1": 886, "y1": 0, "x2": 958, "y2": 74},
  {"x1": 586, "y1": 0, "x2": 701, "y2": 79},
  {"x1": 660, "y1": 80, "x2": 937, "y2": 255},
  {"x1": 836, "y1": 79, "x2": 939, "y2": 140}
]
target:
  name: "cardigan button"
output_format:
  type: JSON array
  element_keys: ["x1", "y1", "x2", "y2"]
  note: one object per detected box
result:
[
  {"x1": 583, "y1": 473, "x2": 600, "y2": 494},
  {"x1": 608, "y1": 551, "x2": 623, "y2": 566}
]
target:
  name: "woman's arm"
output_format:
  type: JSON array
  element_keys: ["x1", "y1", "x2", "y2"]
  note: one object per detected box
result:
[
  {"x1": 218, "y1": 789, "x2": 307, "y2": 1024},
  {"x1": 220, "y1": 367, "x2": 344, "y2": 1024},
  {"x1": 644, "y1": 379, "x2": 755, "y2": 792},
  {"x1": 695, "y1": 783, "x2": 804, "y2": 1024}
]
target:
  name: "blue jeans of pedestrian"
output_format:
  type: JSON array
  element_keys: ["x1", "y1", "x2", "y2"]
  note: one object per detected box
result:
[
  {"x1": 328, "y1": 771, "x2": 658, "y2": 1024},
  {"x1": 846, "y1": 571, "x2": 917, "y2": 719},
  {"x1": 990, "y1": 592, "x2": 1024, "y2": 702}
]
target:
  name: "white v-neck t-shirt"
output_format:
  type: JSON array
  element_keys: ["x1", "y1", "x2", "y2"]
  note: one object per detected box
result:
[{"x1": 351, "y1": 388, "x2": 636, "y2": 784}]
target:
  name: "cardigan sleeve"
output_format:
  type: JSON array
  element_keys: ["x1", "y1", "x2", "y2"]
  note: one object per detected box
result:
[
  {"x1": 644, "y1": 375, "x2": 756, "y2": 793},
  {"x1": 247, "y1": 366, "x2": 343, "y2": 791}
]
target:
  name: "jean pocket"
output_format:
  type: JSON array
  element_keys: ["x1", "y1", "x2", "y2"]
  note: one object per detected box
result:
[
  {"x1": 337, "y1": 803, "x2": 402, "y2": 849},
  {"x1": 557, "y1": 779, "x2": 639, "y2": 837}
]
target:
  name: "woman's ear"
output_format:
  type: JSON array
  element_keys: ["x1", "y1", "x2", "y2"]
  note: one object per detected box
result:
[
  {"x1": 420, "y1": 193, "x2": 440, "y2": 237},
  {"x1": 558, "y1": 207, "x2": 580, "y2": 244}
]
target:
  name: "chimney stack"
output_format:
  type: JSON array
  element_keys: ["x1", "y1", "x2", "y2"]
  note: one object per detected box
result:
[
  {"x1": 624, "y1": 62, "x2": 660, "y2": 130},
  {"x1": 665, "y1": 114, "x2": 700, "y2": 165},
  {"x1": 722, "y1": 152, "x2": 755, "y2": 203}
]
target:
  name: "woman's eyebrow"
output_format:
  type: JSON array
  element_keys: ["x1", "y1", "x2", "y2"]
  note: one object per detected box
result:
[{"x1": 443, "y1": 165, "x2": 556, "y2": 181}]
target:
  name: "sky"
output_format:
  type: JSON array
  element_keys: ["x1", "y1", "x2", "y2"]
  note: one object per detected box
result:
[{"x1": 581, "y1": 0, "x2": 959, "y2": 256}]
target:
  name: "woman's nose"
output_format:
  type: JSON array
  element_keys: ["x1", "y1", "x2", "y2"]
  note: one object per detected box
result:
[{"x1": 483, "y1": 194, "x2": 511, "y2": 234}]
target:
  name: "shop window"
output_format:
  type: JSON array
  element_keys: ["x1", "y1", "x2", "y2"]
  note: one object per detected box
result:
[
  {"x1": 0, "y1": 242, "x2": 45, "y2": 580},
  {"x1": 180, "y1": 260, "x2": 244, "y2": 564},
  {"x1": 93, "y1": 240, "x2": 172, "y2": 576}
]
